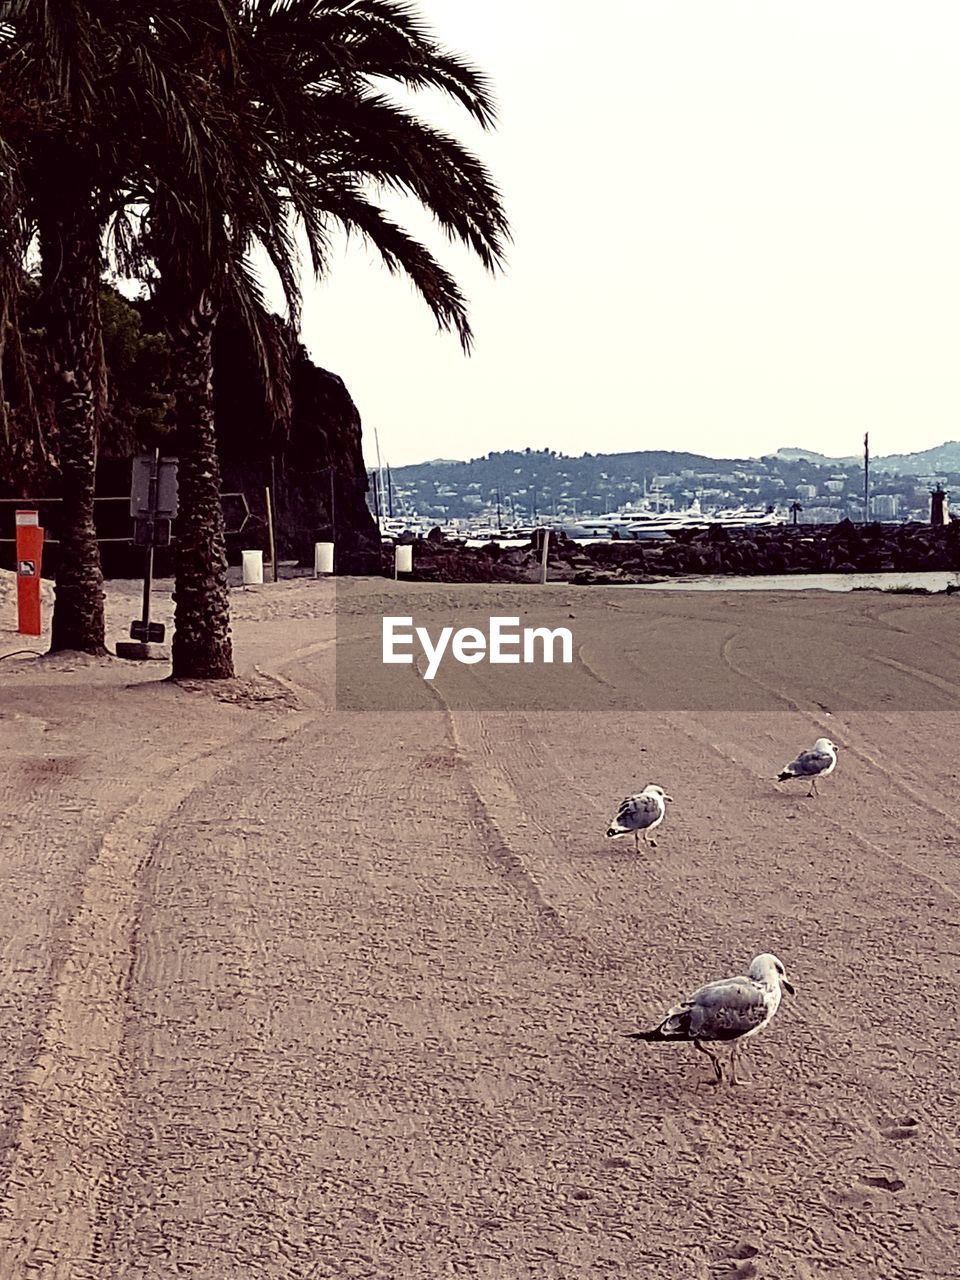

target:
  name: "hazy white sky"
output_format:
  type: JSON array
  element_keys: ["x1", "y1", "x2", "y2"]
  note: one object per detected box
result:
[{"x1": 296, "y1": 1, "x2": 960, "y2": 468}]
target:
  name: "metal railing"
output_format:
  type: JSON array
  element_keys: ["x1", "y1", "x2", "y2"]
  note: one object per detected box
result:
[{"x1": 0, "y1": 493, "x2": 251, "y2": 543}]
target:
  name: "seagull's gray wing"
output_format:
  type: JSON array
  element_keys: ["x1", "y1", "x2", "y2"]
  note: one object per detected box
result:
[
  {"x1": 613, "y1": 793, "x2": 661, "y2": 831},
  {"x1": 661, "y1": 978, "x2": 770, "y2": 1042},
  {"x1": 784, "y1": 748, "x2": 833, "y2": 778}
]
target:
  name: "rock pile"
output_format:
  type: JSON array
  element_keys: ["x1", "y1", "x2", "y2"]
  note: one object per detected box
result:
[{"x1": 388, "y1": 519, "x2": 960, "y2": 585}]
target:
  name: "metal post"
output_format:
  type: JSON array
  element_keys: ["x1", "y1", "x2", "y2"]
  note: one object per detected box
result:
[
  {"x1": 142, "y1": 544, "x2": 154, "y2": 628},
  {"x1": 141, "y1": 448, "x2": 159, "y2": 629},
  {"x1": 265, "y1": 485, "x2": 278, "y2": 582},
  {"x1": 268, "y1": 455, "x2": 280, "y2": 581},
  {"x1": 374, "y1": 428, "x2": 386, "y2": 526},
  {"x1": 864, "y1": 431, "x2": 870, "y2": 521}
]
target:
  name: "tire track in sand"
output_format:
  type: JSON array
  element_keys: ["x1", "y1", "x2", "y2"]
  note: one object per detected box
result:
[
  {"x1": 442, "y1": 705, "x2": 960, "y2": 1278},
  {"x1": 413, "y1": 654, "x2": 573, "y2": 934},
  {"x1": 0, "y1": 711, "x2": 312, "y2": 1280}
]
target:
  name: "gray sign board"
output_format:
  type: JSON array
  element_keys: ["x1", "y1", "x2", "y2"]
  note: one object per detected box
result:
[{"x1": 130, "y1": 455, "x2": 179, "y2": 518}]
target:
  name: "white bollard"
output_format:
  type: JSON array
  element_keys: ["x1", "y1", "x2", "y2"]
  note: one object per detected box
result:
[
  {"x1": 241, "y1": 549, "x2": 264, "y2": 585},
  {"x1": 540, "y1": 529, "x2": 550, "y2": 584},
  {"x1": 395, "y1": 543, "x2": 413, "y2": 577},
  {"x1": 314, "y1": 541, "x2": 335, "y2": 576}
]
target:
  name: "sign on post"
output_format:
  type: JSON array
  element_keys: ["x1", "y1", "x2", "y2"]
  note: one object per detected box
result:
[
  {"x1": 130, "y1": 619, "x2": 166, "y2": 643},
  {"x1": 130, "y1": 455, "x2": 179, "y2": 519},
  {"x1": 15, "y1": 510, "x2": 43, "y2": 636},
  {"x1": 119, "y1": 453, "x2": 179, "y2": 657},
  {"x1": 133, "y1": 517, "x2": 171, "y2": 547}
]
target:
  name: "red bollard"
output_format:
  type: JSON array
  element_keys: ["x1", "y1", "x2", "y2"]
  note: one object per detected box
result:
[{"x1": 15, "y1": 510, "x2": 44, "y2": 636}]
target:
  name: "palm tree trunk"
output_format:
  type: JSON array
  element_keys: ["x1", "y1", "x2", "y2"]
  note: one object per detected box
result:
[
  {"x1": 168, "y1": 300, "x2": 235, "y2": 679},
  {"x1": 39, "y1": 212, "x2": 107, "y2": 655}
]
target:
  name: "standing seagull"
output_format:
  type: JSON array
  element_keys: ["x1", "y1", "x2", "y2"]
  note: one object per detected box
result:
[
  {"x1": 777, "y1": 737, "x2": 838, "y2": 797},
  {"x1": 606, "y1": 784, "x2": 673, "y2": 851},
  {"x1": 626, "y1": 953, "x2": 795, "y2": 1085}
]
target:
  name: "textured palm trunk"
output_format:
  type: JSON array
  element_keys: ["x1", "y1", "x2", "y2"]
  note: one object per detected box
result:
[
  {"x1": 40, "y1": 212, "x2": 107, "y2": 655},
  {"x1": 168, "y1": 301, "x2": 235, "y2": 679}
]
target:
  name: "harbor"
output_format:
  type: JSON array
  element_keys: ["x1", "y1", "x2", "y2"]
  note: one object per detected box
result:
[{"x1": 373, "y1": 498, "x2": 790, "y2": 548}]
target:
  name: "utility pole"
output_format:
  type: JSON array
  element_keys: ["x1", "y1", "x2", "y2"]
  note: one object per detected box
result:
[
  {"x1": 863, "y1": 431, "x2": 870, "y2": 521},
  {"x1": 495, "y1": 485, "x2": 502, "y2": 531}
]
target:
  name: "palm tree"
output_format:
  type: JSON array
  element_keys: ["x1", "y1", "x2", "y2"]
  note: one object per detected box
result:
[
  {"x1": 0, "y1": 0, "x2": 233, "y2": 654},
  {"x1": 0, "y1": 0, "x2": 115, "y2": 653},
  {"x1": 2, "y1": 0, "x2": 508, "y2": 679},
  {"x1": 139, "y1": 0, "x2": 509, "y2": 679}
]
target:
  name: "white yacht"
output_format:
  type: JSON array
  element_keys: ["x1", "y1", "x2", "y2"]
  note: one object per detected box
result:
[{"x1": 625, "y1": 500, "x2": 786, "y2": 540}]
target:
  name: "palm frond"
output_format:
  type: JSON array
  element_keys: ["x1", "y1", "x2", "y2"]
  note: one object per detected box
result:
[
  {"x1": 303, "y1": 183, "x2": 475, "y2": 350},
  {"x1": 247, "y1": 0, "x2": 499, "y2": 128},
  {"x1": 303, "y1": 88, "x2": 510, "y2": 269}
]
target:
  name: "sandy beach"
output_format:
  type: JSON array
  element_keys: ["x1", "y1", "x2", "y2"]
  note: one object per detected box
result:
[{"x1": 1, "y1": 574, "x2": 959, "y2": 1279}]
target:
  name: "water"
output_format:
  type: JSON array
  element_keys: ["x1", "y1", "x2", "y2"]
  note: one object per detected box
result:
[{"x1": 625, "y1": 570, "x2": 960, "y2": 593}]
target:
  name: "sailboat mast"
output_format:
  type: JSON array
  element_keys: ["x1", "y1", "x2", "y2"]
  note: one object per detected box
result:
[{"x1": 374, "y1": 428, "x2": 385, "y2": 528}]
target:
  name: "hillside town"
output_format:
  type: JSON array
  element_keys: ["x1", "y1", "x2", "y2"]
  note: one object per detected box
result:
[{"x1": 375, "y1": 443, "x2": 960, "y2": 532}]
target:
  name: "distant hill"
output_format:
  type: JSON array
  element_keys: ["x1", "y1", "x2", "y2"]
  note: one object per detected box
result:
[
  {"x1": 772, "y1": 441, "x2": 960, "y2": 474},
  {"x1": 773, "y1": 447, "x2": 860, "y2": 465},
  {"x1": 393, "y1": 447, "x2": 754, "y2": 485},
  {"x1": 382, "y1": 442, "x2": 960, "y2": 522},
  {"x1": 872, "y1": 441, "x2": 960, "y2": 474},
  {"x1": 387, "y1": 447, "x2": 776, "y2": 521}
]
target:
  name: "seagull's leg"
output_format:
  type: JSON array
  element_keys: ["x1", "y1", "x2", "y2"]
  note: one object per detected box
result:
[
  {"x1": 694, "y1": 1039, "x2": 724, "y2": 1084},
  {"x1": 728, "y1": 1043, "x2": 740, "y2": 1085},
  {"x1": 634, "y1": 831, "x2": 640, "y2": 853},
  {"x1": 735, "y1": 1042, "x2": 751, "y2": 1083},
  {"x1": 808, "y1": 777, "x2": 818, "y2": 798}
]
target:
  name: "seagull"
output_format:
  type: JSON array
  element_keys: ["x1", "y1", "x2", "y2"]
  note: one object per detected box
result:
[
  {"x1": 625, "y1": 953, "x2": 795, "y2": 1085},
  {"x1": 777, "y1": 737, "x2": 838, "y2": 797},
  {"x1": 605, "y1": 784, "x2": 673, "y2": 851}
]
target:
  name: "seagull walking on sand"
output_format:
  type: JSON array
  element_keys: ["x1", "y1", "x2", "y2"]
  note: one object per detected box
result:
[
  {"x1": 626, "y1": 953, "x2": 795, "y2": 1085},
  {"x1": 605, "y1": 784, "x2": 672, "y2": 851},
  {"x1": 777, "y1": 737, "x2": 838, "y2": 797}
]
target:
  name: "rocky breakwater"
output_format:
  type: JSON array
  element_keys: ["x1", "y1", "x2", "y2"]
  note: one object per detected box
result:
[
  {"x1": 386, "y1": 529, "x2": 664, "y2": 584},
  {"x1": 392, "y1": 520, "x2": 960, "y2": 585},
  {"x1": 642, "y1": 519, "x2": 960, "y2": 580}
]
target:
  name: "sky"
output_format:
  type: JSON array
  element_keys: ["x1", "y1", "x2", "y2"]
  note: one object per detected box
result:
[{"x1": 293, "y1": 1, "x2": 960, "y2": 469}]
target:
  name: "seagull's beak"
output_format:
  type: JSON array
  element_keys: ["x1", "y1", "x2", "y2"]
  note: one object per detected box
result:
[{"x1": 781, "y1": 977, "x2": 795, "y2": 996}]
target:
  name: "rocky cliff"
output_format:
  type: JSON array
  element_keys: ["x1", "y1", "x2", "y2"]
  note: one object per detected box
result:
[
  {"x1": 0, "y1": 287, "x2": 379, "y2": 576},
  {"x1": 210, "y1": 315, "x2": 379, "y2": 573}
]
